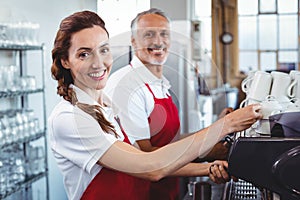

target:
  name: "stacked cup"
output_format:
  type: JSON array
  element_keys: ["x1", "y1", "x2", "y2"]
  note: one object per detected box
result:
[
  {"x1": 287, "y1": 70, "x2": 300, "y2": 99},
  {"x1": 240, "y1": 71, "x2": 272, "y2": 108},
  {"x1": 253, "y1": 95, "x2": 283, "y2": 135},
  {"x1": 240, "y1": 70, "x2": 300, "y2": 135},
  {"x1": 270, "y1": 71, "x2": 291, "y2": 107}
]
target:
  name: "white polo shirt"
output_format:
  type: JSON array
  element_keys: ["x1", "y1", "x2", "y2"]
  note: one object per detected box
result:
[
  {"x1": 48, "y1": 85, "x2": 123, "y2": 200},
  {"x1": 105, "y1": 56, "x2": 173, "y2": 144}
]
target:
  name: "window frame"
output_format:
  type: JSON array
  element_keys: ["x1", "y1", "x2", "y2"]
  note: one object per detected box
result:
[{"x1": 238, "y1": 0, "x2": 299, "y2": 72}]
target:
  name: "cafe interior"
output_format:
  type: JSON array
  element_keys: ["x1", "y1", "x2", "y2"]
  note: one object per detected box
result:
[{"x1": 0, "y1": 0, "x2": 299, "y2": 199}]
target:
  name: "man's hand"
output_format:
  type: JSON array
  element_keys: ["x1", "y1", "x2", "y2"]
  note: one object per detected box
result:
[
  {"x1": 208, "y1": 160, "x2": 230, "y2": 184},
  {"x1": 198, "y1": 141, "x2": 229, "y2": 162}
]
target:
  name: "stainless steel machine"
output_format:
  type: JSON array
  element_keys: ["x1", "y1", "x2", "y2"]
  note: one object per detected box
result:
[{"x1": 225, "y1": 118, "x2": 300, "y2": 200}]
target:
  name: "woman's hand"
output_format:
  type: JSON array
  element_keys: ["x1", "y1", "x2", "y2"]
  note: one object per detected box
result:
[
  {"x1": 218, "y1": 107, "x2": 234, "y2": 119},
  {"x1": 208, "y1": 160, "x2": 230, "y2": 184},
  {"x1": 222, "y1": 104, "x2": 262, "y2": 134}
]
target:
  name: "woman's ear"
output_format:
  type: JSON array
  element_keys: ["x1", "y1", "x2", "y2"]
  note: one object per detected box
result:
[{"x1": 61, "y1": 59, "x2": 70, "y2": 69}]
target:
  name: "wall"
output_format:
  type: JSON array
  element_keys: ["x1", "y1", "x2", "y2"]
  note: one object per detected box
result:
[
  {"x1": 0, "y1": 0, "x2": 97, "y2": 199},
  {"x1": 151, "y1": 0, "x2": 190, "y2": 20}
]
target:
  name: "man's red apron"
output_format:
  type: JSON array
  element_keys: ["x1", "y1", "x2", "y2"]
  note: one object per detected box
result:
[
  {"x1": 81, "y1": 117, "x2": 149, "y2": 200},
  {"x1": 145, "y1": 83, "x2": 181, "y2": 200}
]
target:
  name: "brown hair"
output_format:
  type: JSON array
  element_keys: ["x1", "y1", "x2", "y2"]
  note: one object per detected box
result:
[{"x1": 51, "y1": 10, "x2": 118, "y2": 137}]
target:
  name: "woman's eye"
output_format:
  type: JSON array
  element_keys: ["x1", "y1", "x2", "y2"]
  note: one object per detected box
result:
[
  {"x1": 100, "y1": 47, "x2": 110, "y2": 54},
  {"x1": 79, "y1": 52, "x2": 90, "y2": 59}
]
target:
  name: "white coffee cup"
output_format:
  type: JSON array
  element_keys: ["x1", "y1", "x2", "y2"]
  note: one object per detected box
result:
[
  {"x1": 239, "y1": 98, "x2": 260, "y2": 108},
  {"x1": 260, "y1": 95, "x2": 283, "y2": 119},
  {"x1": 283, "y1": 98, "x2": 300, "y2": 113},
  {"x1": 254, "y1": 96, "x2": 283, "y2": 135},
  {"x1": 289, "y1": 70, "x2": 300, "y2": 79},
  {"x1": 294, "y1": 98, "x2": 300, "y2": 107},
  {"x1": 246, "y1": 71, "x2": 272, "y2": 101},
  {"x1": 270, "y1": 71, "x2": 291, "y2": 102},
  {"x1": 241, "y1": 70, "x2": 257, "y2": 94},
  {"x1": 287, "y1": 71, "x2": 300, "y2": 98}
]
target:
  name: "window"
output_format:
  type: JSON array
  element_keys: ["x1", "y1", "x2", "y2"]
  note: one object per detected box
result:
[
  {"x1": 97, "y1": 0, "x2": 150, "y2": 38},
  {"x1": 238, "y1": 0, "x2": 299, "y2": 73},
  {"x1": 193, "y1": 0, "x2": 212, "y2": 51},
  {"x1": 193, "y1": 0, "x2": 212, "y2": 75}
]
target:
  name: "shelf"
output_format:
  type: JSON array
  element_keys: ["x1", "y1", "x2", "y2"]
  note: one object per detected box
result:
[
  {"x1": 0, "y1": 130, "x2": 46, "y2": 150},
  {"x1": 0, "y1": 41, "x2": 49, "y2": 199},
  {"x1": 0, "y1": 44, "x2": 44, "y2": 51},
  {"x1": 0, "y1": 88, "x2": 44, "y2": 98},
  {"x1": 0, "y1": 171, "x2": 48, "y2": 199}
]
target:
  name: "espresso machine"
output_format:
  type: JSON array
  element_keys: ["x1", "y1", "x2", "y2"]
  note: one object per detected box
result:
[{"x1": 224, "y1": 115, "x2": 300, "y2": 200}]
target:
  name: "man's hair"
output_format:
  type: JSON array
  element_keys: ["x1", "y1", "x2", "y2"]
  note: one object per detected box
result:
[{"x1": 130, "y1": 8, "x2": 171, "y2": 36}]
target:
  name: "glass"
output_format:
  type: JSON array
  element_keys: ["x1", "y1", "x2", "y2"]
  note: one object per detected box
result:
[
  {"x1": 33, "y1": 118, "x2": 40, "y2": 135},
  {"x1": 260, "y1": 51, "x2": 276, "y2": 71},
  {"x1": 7, "y1": 23, "x2": 19, "y2": 45},
  {"x1": 19, "y1": 22, "x2": 40, "y2": 46},
  {"x1": 0, "y1": 65, "x2": 22, "y2": 92},
  {"x1": 0, "y1": 116, "x2": 6, "y2": 146},
  {"x1": 239, "y1": 16, "x2": 257, "y2": 50},
  {"x1": 24, "y1": 76, "x2": 36, "y2": 91},
  {"x1": 0, "y1": 22, "x2": 40, "y2": 46},
  {"x1": 5, "y1": 65, "x2": 19, "y2": 92},
  {"x1": 259, "y1": 0, "x2": 276, "y2": 13},
  {"x1": 279, "y1": 15, "x2": 298, "y2": 49},
  {"x1": 258, "y1": 15, "x2": 277, "y2": 50},
  {"x1": 0, "y1": 24, "x2": 8, "y2": 46},
  {"x1": 238, "y1": 0, "x2": 258, "y2": 15},
  {"x1": 15, "y1": 111, "x2": 27, "y2": 140},
  {"x1": 239, "y1": 52, "x2": 258, "y2": 72},
  {"x1": 31, "y1": 23, "x2": 40, "y2": 45},
  {"x1": 4, "y1": 148, "x2": 25, "y2": 193},
  {"x1": 24, "y1": 109, "x2": 35, "y2": 136},
  {"x1": 6, "y1": 112, "x2": 20, "y2": 143},
  {"x1": 10, "y1": 74, "x2": 36, "y2": 92},
  {"x1": 1, "y1": 114, "x2": 13, "y2": 145},
  {"x1": 0, "y1": 129, "x2": 4, "y2": 146},
  {"x1": 12, "y1": 155, "x2": 26, "y2": 184},
  {"x1": 0, "y1": 65, "x2": 6, "y2": 92},
  {"x1": 278, "y1": 0, "x2": 298, "y2": 14},
  {"x1": 0, "y1": 160, "x2": 7, "y2": 196},
  {"x1": 26, "y1": 145, "x2": 45, "y2": 176}
]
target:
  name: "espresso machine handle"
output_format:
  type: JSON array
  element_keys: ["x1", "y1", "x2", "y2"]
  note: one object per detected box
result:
[{"x1": 271, "y1": 145, "x2": 300, "y2": 197}]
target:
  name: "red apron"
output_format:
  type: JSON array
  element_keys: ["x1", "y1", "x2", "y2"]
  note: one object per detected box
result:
[
  {"x1": 145, "y1": 83, "x2": 181, "y2": 200},
  {"x1": 81, "y1": 117, "x2": 149, "y2": 200}
]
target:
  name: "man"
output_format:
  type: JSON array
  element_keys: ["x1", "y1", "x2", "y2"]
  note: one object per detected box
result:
[{"x1": 105, "y1": 8, "x2": 231, "y2": 200}]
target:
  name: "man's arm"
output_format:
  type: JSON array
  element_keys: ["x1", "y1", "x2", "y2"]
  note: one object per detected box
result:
[{"x1": 136, "y1": 139, "x2": 159, "y2": 152}]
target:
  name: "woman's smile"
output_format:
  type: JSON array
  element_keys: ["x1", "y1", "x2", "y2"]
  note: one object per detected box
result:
[{"x1": 88, "y1": 69, "x2": 107, "y2": 80}]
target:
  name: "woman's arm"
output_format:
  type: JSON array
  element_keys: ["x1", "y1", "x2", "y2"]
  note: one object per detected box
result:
[{"x1": 98, "y1": 104, "x2": 261, "y2": 181}]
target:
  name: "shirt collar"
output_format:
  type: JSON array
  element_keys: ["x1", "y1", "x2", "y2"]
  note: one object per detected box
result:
[
  {"x1": 130, "y1": 55, "x2": 171, "y2": 88},
  {"x1": 70, "y1": 84, "x2": 119, "y2": 114}
]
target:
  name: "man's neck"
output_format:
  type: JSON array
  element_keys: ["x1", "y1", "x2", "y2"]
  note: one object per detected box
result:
[{"x1": 144, "y1": 63, "x2": 163, "y2": 79}]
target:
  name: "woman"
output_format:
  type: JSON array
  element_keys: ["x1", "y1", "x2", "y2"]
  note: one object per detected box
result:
[{"x1": 49, "y1": 10, "x2": 262, "y2": 200}]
